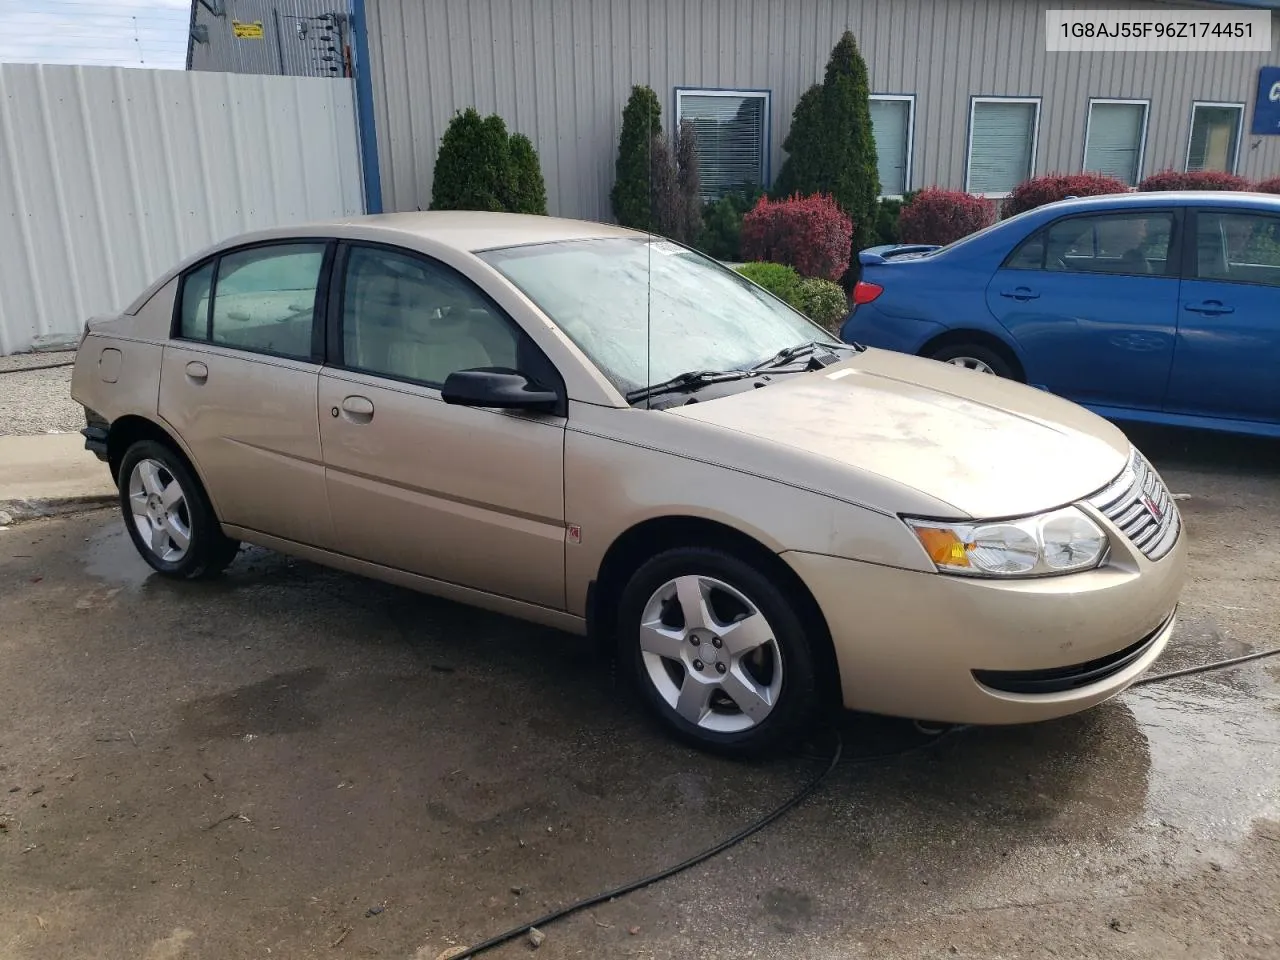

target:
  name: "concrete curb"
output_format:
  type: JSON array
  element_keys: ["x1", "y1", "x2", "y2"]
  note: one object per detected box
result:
[{"x1": 0, "y1": 494, "x2": 117, "y2": 526}]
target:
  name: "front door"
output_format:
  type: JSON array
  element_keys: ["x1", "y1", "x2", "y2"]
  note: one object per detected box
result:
[
  {"x1": 1164, "y1": 208, "x2": 1280, "y2": 425},
  {"x1": 159, "y1": 241, "x2": 333, "y2": 547},
  {"x1": 318, "y1": 242, "x2": 567, "y2": 610},
  {"x1": 985, "y1": 208, "x2": 1180, "y2": 410}
]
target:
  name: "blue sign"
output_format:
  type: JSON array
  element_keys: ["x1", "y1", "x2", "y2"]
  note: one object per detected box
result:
[{"x1": 1252, "y1": 66, "x2": 1280, "y2": 135}]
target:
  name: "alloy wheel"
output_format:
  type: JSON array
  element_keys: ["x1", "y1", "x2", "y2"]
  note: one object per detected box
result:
[
  {"x1": 638, "y1": 575, "x2": 784, "y2": 734},
  {"x1": 127, "y1": 458, "x2": 192, "y2": 563},
  {"x1": 945, "y1": 356, "x2": 997, "y2": 374}
]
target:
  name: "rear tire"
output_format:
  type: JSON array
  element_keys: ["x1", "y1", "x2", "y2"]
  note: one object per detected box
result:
[
  {"x1": 926, "y1": 342, "x2": 1016, "y2": 379},
  {"x1": 617, "y1": 547, "x2": 818, "y2": 758},
  {"x1": 118, "y1": 440, "x2": 239, "y2": 579}
]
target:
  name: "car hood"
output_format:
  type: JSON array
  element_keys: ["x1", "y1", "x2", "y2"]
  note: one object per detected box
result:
[{"x1": 667, "y1": 348, "x2": 1131, "y2": 519}]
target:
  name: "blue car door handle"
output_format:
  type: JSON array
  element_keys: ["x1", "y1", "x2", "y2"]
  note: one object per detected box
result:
[
  {"x1": 1000, "y1": 287, "x2": 1040, "y2": 301},
  {"x1": 1184, "y1": 300, "x2": 1235, "y2": 316}
]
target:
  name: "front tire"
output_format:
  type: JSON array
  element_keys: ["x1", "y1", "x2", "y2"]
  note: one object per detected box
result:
[
  {"x1": 118, "y1": 440, "x2": 239, "y2": 579},
  {"x1": 617, "y1": 547, "x2": 818, "y2": 757}
]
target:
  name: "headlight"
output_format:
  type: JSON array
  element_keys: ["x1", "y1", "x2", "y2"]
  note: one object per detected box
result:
[{"x1": 906, "y1": 507, "x2": 1108, "y2": 577}]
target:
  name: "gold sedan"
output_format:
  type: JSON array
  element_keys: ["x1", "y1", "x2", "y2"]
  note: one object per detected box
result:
[{"x1": 71, "y1": 212, "x2": 1186, "y2": 756}]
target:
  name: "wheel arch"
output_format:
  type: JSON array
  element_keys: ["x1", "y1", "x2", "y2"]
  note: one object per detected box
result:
[
  {"x1": 107, "y1": 415, "x2": 221, "y2": 516},
  {"x1": 919, "y1": 328, "x2": 1026, "y2": 381},
  {"x1": 588, "y1": 515, "x2": 842, "y2": 708}
]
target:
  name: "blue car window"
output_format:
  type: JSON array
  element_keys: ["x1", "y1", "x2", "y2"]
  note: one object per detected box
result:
[
  {"x1": 1195, "y1": 212, "x2": 1280, "y2": 287},
  {"x1": 1008, "y1": 213, "x2": 1174, "y2": 277}
]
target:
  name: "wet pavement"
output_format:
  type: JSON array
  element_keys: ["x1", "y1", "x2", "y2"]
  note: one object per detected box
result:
[{"x1": 1, "y1": 426, "x2": 1278, "y2": 960}]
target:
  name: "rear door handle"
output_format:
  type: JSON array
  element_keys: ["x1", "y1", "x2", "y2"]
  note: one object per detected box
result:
[
  {"x1": 1000, "y1": 287, "x2": 1040, "y2": 301},
  {"x1": 1184, "y1": 300, "x2": 1234, "y2": 316},
  {"x1": 185, "y1": 361, "x2": 208, "y2": 382},
  {"x1": 335, "y1": 395, "x2": 375, "y2": 422}
]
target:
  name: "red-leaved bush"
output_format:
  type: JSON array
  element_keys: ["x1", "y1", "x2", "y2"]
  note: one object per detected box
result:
[
  {"x1": 897, "y1": 188, "x2": 995, "y2": 245},
  {"x1": 1254, "y1": 177, "x2": 1280, "y2": 194},
  {"x1": 1000, "y1": 172, "x2": 1130, "y2": 217},
  {"x1": 740, "y1": 193, "x2": 853, "y2": 281},
  {"x1": 1138, "y1": 169, "x2": 1251, "y2": 192}
]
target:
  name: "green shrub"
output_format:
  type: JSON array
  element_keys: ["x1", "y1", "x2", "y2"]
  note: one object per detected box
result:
[
  {"x1": 735, "y1": 262, "x2": 803, "y2": 306},
  {"x1": 507, "y1": 133, "x2": 547, "y2": 215},
  {"x1": 772, "y1": 32, "x2": 881, "y2": 259},
  {"x1": 430, "y1": 108, "x2": 512, "y2": 212},
  {"x1": 430, "y1": 109, "x2": 547, "y2": 215},
  {"x1": 872, "y1": 197, "x2": 902, "y2": 246},
  {"x1": 794, "y1": 277, "x2": 848, "y2": 330},
  {"x1": 695, "y1": 184, "x2": 765, "y2": 260},
  {"x1": 611, "y1": 85, "x2": 663, "y2": 229}
]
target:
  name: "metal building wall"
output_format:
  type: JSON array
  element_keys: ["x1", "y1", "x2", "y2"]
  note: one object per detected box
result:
[
  {"x1": 364, "y1": 0, "x2": 1280, "y2": 221},
  {"x1": 0, "y1": 65, "x2": 364, "y2": 355},
  {"x1": 188, "y1": 0, "x2": 352, "y2": 78}
]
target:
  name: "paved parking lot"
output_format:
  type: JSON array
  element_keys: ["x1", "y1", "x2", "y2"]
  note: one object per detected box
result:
[{"x1": 1, "y1": 426, "x2": 1278, "y2": 960}]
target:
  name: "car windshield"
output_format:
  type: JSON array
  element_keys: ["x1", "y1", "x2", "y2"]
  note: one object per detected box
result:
[{"x1": 478, "y1": 237, "x2": 839, "y2": 394}]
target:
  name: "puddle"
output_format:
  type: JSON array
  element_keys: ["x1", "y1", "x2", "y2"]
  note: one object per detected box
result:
[
  {"x1": 1127, "y1": 668, "x2": 1280, "y2": 855},
  {"x1": 82, "y1": 522, "x2": 154, "y2": 588}
]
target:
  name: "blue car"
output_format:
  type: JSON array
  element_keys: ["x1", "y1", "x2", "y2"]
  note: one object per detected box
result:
[{"x1": 839, "y1": 192, "x2": 1280, "y2": 438}]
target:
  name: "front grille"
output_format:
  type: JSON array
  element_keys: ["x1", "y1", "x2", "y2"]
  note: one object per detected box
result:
[
  {"x1": 973, "y1": 610, "x2": 1174, "y2": 694},
  {"x1": 1087, "y1": 450, "x2": 1181, "y2": 562}
]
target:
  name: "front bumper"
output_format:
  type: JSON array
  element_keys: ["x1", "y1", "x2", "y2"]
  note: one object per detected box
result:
[{"x1": 782, "y1": 526, "x2": 1187, "y2": 725}]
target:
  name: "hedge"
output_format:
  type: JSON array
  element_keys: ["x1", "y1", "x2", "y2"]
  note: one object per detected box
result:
[
  {"x1": 740, "y1": 193, "x2": 853, "y2": 282},
  {"x1": 897, "y1": 188, "x2": 995, "y2": 245},
  {"x1": 1001, "y1": 172, "x2": 1130, "y2": 217},
  {"x1": 734, "y1": 263, "x2": 847, "y2": 331},
  {"x1": 1138, "y1": 170, "x2": 1251, "y2": 192}
]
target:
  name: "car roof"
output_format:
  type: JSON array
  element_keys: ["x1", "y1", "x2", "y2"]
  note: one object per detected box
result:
[
  {"x1": 1033, "y1": 191, "x2": 1280, "y2": 214},
  {"x1": 309, "y1": 210, "x2": 645, "y2": 251}
]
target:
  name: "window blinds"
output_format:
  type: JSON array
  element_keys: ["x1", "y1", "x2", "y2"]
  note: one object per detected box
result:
[
  {"x1": 968, "y1": 101, "x2": 1037, "y2": 194},
  {"x1": 678, "y1": 93, "x2": 766, "y2": 201}
]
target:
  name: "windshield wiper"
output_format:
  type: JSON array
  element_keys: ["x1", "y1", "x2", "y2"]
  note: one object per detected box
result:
[
  {"x1": 626, "y1": 369, "x2": 755, "y2": 404},
  {"x1": 751, "y1": 339, "x2": 860, "y2": 371}
]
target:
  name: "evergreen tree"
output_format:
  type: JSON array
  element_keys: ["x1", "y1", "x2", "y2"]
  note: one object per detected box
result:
[
  {"x1": 430, "y1": 108, "x2": 512, "y2": 212},
  {"x1": 772, "y1": 32, "x2": 882, "y2": 256},
  {"x1": 507, "y1": 133, "x2": 548, "y2": 215},
  {"x1": 611, "y1": 85, "x2": 663, "y2": 228}
]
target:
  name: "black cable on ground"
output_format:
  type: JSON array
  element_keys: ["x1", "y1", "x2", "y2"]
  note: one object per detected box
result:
[
  {"x1": 446, "y1": 730, "x2": 848, "y2": 959},
  {"x1": 0, "y1": 360, "x2": 76, "y2": 374},
  {"x1": 1131, "y1": 645, "x2": 1280, "y2": 687}
]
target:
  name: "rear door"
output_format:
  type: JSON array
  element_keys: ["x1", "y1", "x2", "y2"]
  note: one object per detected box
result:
[
  {"x1": 1164, "y1": 208, "x2": 1280, "y2": 425},
  {"x1": 984, "y1": 208, "x2": 1180, "y2": 410},
  {"x1": 159, "y1": 241, "x2": 334, "y2": 547}
]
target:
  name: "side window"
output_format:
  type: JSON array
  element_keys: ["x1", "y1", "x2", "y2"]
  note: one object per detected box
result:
[
  {"x1": 178, "y1": 261, "x2": 214, "y2": 339},
  {"x1": 209, "y1": 244, "x2": 325, "y2": 359},
  {"x1": 341, "y1": 245, "x2": 533, "y2": 388},
  {"x1": 1195, "y1": 212, "x2": 1280, "y2": 287},
  {"x1": 1040, "y1": 212, "x2": 1174, "y2": 277},
  {"x1": 1005, "y1": 230, "x2": 1047, "y2": 270}
]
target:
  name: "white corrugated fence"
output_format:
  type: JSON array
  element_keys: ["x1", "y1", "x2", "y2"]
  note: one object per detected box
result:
[{"x1": 0, "y1": 64, "x2": 365, "y2": 355}]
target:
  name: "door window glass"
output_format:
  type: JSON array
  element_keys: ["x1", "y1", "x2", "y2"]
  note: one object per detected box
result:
[
  {"x1": 341, "y1": 246, "x2": 529, "y2": 387},
  {"x1": 178, "y1": 260, "x2": 214, "y2": 340},
  {"x1": 1194, "y1": 212, "x2": 1280, "y2": 287},
  {"x1": 209, "y1": 244, "x2": 325, "y2": 359},
  {"x1": 1009, "y1": 212, "x2": 1174, "y2": 275}
]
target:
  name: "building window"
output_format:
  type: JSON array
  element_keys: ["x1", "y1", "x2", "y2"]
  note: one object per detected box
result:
[
  {"x1": 675, "y1": 89, "x2": 770, "y2": 201},
  {"x1": 1083, "y1": 99, "x2": 1149, "y2": 186},
  {"x1": 966, "y1": 97, "x2": 1040, "y2": 197},
  {"x1": 869, "y1": 95, "x2": 915, "y2": 197},
  {"x1": 1186, "y1": 102, "x2": 1244, "y2": 173}
]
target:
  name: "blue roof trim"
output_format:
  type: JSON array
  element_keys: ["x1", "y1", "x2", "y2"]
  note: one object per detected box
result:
[{"x1": 350, "y1": 0, "x2": 384, "y2": 214}]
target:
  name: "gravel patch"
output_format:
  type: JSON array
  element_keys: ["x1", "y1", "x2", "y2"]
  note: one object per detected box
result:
[{"x1": 0, "y1": 352, "x2": 83, "y2": 436}]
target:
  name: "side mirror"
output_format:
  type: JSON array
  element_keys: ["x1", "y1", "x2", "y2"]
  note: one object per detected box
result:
[{"x1": 441, "y1": 368, "x2": 560, "y2": 413}]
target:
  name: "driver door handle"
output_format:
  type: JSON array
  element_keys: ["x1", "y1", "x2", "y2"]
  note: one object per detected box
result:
[
  {"x1": 1000, "y1": 287, "x2": 1040, "y2": 301},
  {"x1": 185, "y1": 361, "x2": 208, "y2": 383}
]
